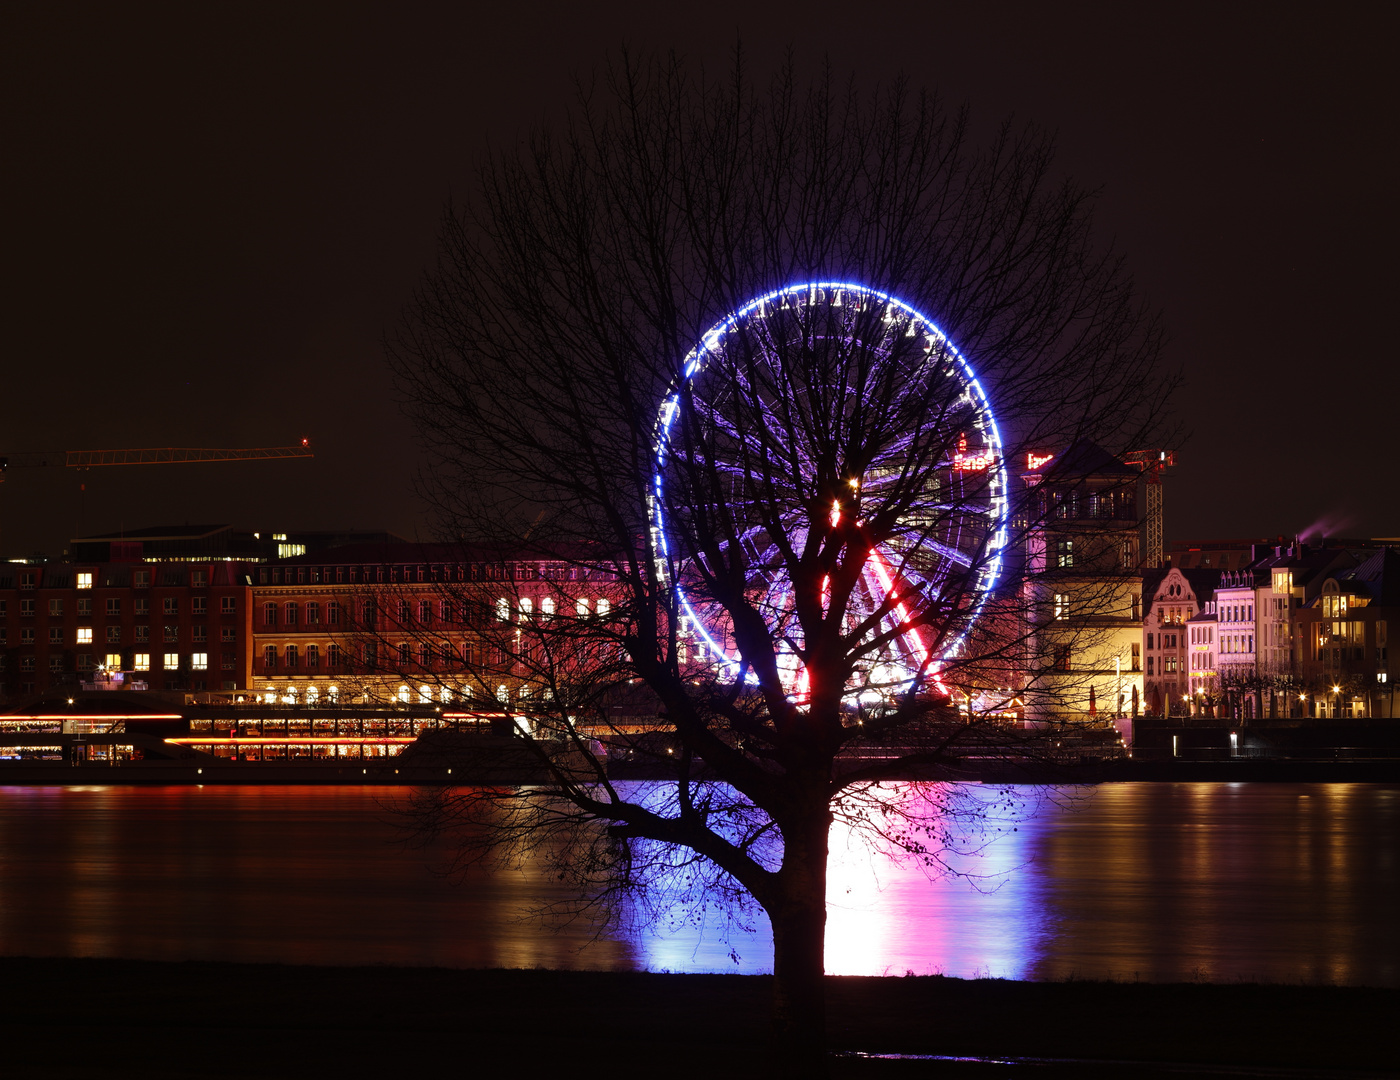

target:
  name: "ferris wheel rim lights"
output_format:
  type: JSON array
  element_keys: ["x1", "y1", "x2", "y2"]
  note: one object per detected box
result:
[{"x1": 650, "y1": 281, "x2": 1009, "y2": 692}]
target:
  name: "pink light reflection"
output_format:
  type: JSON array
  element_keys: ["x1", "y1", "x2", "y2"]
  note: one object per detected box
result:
[{"x1": 824, "y1": 783, "x2": 1044, "y2": 978}]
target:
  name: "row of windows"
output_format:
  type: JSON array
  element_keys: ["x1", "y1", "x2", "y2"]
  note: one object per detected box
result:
[
  {"x1": 0, "y1": 596, "x2": 236, "y2": 617},
  {"x1": 263, "y1": 601, "x2": 340, "y2": 627},
  {"x1": 259, "y1": 596, "x2": 613, "y2": 628},
  {"x1": 21, "y1": 569, "x2": 215, "y2": 590},
  {"x1": 3, "y1": 651, "x2": 234, "y2": 673},
  {"x1": 257, "y1": 638, "x2": 575, "y2": 671},
  {"x1": 258, "y1": 563, "x2": 617, "y2": 586},
  {"x1": 0, "y1": 626, "x2": 238, "y2": 646},
  {"x1": 262, "y1": 644, "x2": 342, "y2": 669}
]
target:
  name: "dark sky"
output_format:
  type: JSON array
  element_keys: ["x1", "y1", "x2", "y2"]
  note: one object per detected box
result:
[{"x1": 3, "y1": 2, "x2": 1395, "y2": 558}]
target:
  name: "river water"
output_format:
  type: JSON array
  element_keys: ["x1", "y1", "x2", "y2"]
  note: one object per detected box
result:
[{"x1": 0, "y1": 782, "x2": 1395, "y2": 985}]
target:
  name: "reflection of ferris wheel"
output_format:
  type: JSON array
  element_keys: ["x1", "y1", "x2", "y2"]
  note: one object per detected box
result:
[{"x1": 651, "y1": 282, "x2": 1008, "y2": 699}]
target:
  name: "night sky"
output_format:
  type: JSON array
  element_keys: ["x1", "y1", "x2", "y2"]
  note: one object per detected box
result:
[{"x1": 4, "y1": 3, "x2": 1395, "y2": 559}]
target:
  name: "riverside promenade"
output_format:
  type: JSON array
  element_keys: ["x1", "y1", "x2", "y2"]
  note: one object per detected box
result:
[{"x1": 1, "y1": 958, "x2": 1396, "y2": 1078}]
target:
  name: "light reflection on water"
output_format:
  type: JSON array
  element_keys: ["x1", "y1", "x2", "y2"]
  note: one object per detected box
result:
[{"x1": 0, "y1": 782, "x2": 1396, "y2": 985}]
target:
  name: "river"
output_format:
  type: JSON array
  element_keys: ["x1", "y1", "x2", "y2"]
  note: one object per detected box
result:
[{"x1": 0, "y1": 782, "x2": 1395, "y2": 985}]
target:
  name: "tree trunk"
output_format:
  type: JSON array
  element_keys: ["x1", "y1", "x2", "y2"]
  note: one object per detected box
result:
[{"x1": 767, "y1": 809, "x2": 831, "y2": 1078}]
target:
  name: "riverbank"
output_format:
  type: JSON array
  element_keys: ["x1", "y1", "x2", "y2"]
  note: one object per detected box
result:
[
  {"x1": 4, "y1": 756, "x2": 1400, "y2": 784},
  {"x1": 1, "y1": 958, "x2": 1394, "y2": 1077}
]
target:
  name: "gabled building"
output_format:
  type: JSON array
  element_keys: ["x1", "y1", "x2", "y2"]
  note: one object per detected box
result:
[{"x1": 1141, "y1": 566, "x2": 1221, "y2": 715}]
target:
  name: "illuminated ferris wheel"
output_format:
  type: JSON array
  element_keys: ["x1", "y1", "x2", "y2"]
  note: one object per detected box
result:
[{"x1": 651, "y1": 282, "x2": 1009, "y2": 700}]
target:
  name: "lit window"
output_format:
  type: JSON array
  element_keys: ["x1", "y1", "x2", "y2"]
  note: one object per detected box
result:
[
  {"x1": 76, "y1": 628, "x2": 93, "y2": 644},
  {"x1": 1053, "y1": 593, "x2": 1069, "y2": 620},
  {"x1": 397, "y1": 685, "x2": 410, "y2": 703},
  {"x1": 576, "y1": 598, "x2": 590, "y2": 617},
  {"x1": 497, "y1": 598, "x2": 510, "y2": 622},
  {"x1": 77, "y1": 572, "x2": 93, "y2": 589},
  {"x1": 104, "y1": 653, "x2": 122, "y2": 669},
  {"x1": 134, "y1": 653, "x2": 150, "y2": 671},
  {"x1": 596, "y1": 598, "x2": 610, "y2": 618},
  {"x1": 519, "y1": 597, "x2": 533, "y2": 618},
  {"x1": 191, "y1": 653, "x2": 208, "y2": 671},
  {"x1": 1056, "y1": 540, "x2": 1074, "y2": 568},
  {"x1": 541, "y1": 596, "x2": 555, "y2": 617},
  {"x1": 163, "y1": 652, "x2": 179, "y2": 670}
]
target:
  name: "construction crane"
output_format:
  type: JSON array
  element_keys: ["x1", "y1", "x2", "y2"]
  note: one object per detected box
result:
[
  {"x1": 0, "y1": 441, "x2": 313, "y2": 478},
  {"x1": 1122, "y1": 449, "x2": 1176, "y2": 569}
]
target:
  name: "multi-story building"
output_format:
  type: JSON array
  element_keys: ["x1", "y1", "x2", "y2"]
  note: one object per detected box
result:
[
  {"x1": 1213, "y1": 542, "x2": 1360, "y2": 719},
  {"x1": 0, "y1": 557, "x2": 252, "y2": 700},
  {"x1": 249, "y1": 543, "x2": 623, "y2": 708},
  {"x1": 1292, "y1": 547, "x2": 1398, "y2": 719},
  {"x1": 1141, "y1": 567, "x2": 1221, "y2": 715},
  {"x1": 1, "y1": 525, "x2": 403, "y2": 704},
  {"x1": 1020, "y1": 440, "x2": 1144, "y2": 722},
  {"x1": 1185, "y1": 601, "x2": 1218, "y2": 704}
]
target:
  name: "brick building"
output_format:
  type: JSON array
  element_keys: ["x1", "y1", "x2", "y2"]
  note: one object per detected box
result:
[
  {"x1": 249, "y1": 542, "x2": 624, "y2": 707},
  {"x1": 0, "y1": 557, "x2": 252, "y2": 699}
]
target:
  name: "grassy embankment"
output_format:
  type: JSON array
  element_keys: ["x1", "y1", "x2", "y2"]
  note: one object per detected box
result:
[{"x1": 1, "y1": 958, "x2": 1394, "y2": 1078}]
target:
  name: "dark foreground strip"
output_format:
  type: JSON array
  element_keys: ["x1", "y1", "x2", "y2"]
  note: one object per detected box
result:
[{"x1": 837, "y1": 1051, "x2": 1396, "y2": 1078}]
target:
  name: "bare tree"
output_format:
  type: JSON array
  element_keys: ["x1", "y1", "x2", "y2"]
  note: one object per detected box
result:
[{"x1": 386, "y1": 50, "x2": 1173, "y2": 1074}]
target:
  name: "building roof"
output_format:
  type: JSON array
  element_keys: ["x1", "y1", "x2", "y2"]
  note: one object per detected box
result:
[
  {"x1": 276, "y1": 539, "x2": 619, "y2": 566},
  {"x1": 74, "y1": 524, "x2": 231, "y2": 541},
  {"x1": 1336, "y1": 547, "x2": 1400, "y2": 607},
  {"x1": 1039, "y1": 439, "x2": 1138, "y2": 480}
]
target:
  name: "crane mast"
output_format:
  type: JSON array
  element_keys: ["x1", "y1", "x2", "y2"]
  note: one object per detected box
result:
[{"x1": 1122, "y1": 449, "x2": 1176, "y2": 569}]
